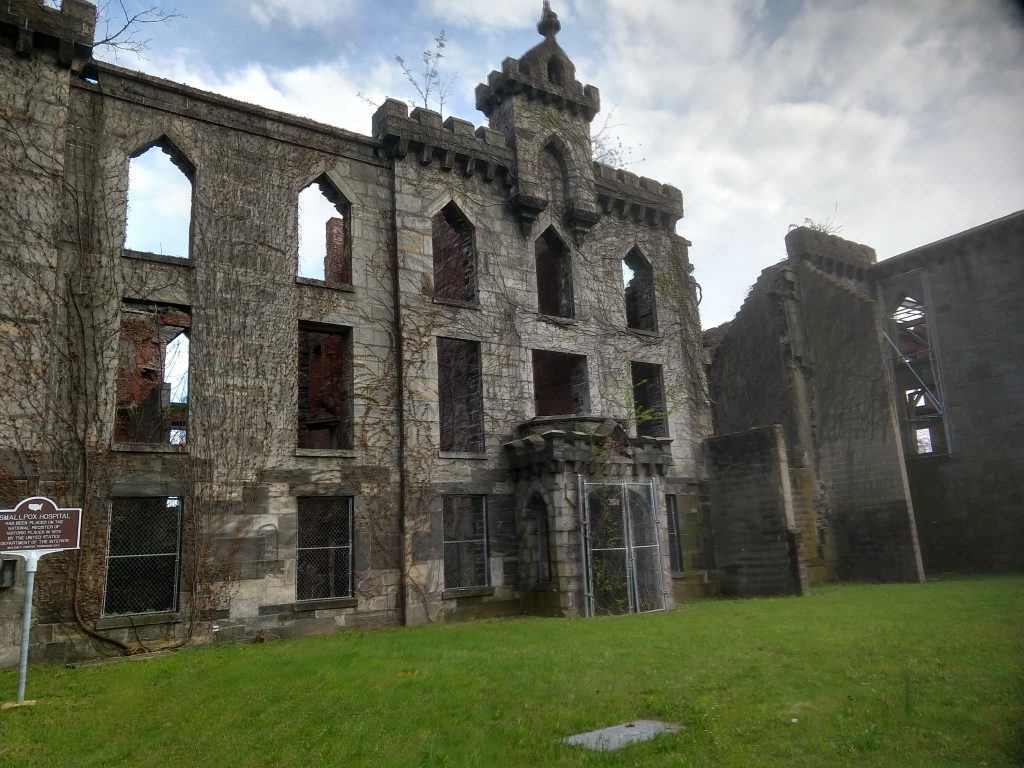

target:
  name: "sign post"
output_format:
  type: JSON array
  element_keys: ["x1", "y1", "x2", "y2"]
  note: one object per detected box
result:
[{"x1": 0, "y1": 497, "x2": 82, "y2": 707}]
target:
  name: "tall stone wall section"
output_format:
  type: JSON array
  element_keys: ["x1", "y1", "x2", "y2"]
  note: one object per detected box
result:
[
  {"x1": 873, "y1": 212, "x2": 1024, "y2": 572},
  {"x1": 797, "y1": 262, "x2": 923, "y2": 582},
  {"x1": 706, "y1": 267, "x2": 799, "y2": 450},
  {"x1": 707, "y1": 425, "x2": 806, "y2": 596},
  {"x1": 705, "y1": 264, "x2": 829, "y2": 585}
]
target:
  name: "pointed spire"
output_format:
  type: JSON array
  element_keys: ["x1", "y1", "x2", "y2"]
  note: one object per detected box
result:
[{"x1": 537, "y1": 1, "x2": 561, "y2": 39}]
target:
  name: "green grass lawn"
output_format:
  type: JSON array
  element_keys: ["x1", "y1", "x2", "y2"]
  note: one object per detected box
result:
[{"x1": 1, "y1": 577, "x2": 1021, "y2": 767}]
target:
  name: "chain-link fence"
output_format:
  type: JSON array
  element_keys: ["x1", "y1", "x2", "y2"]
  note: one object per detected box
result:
[
  {"x1": 584, "y1": 484, "x2": 631, "y2": 615},
  {"x1": 103, "y1": 497, "x2": 182, "y2": 616},
  {"x1": 443, "y1": 495, "x2": 487, "y2": 589},
  {"x1": 296, "y1": 497, "x2": 353, "y2": 601},
  {"x1": 625, "y1": 487, "x2": 664, "y2": 613},
  {"x1": 582, "y1": 481, "x2": 666, "y2": 616}
]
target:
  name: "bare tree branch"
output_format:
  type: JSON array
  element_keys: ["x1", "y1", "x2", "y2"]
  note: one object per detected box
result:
[{"x1": 93, "y1": 1, "x2": 184, "y2": 58}]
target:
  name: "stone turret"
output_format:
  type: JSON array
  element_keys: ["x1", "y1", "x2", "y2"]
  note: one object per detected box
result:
[{"x1": 475, "y1": 2, "x2": 601, "y2": 239}]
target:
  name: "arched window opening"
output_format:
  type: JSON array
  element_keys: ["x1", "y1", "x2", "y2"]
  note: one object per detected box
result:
[
  {"x1": 432, "y1": 202, "x2": 477, "y2": 303},
  {"x1": 547, "y1": 57, "x2": 565, "y2": 86},
  {"x1": 124, "y1": 140, "x2": 193, "y2": 258},
  {"x1": 535, "y1": 228, "x2": 573, "y2": 318},
  {"x1": 624, "y1": 247, "x2": 657, "y2": 331},
  {"x1": 298, "y1": 176, "x2": 351, "y2": 284}
]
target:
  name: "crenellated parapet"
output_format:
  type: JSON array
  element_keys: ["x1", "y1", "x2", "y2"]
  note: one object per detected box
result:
[
  {"x1": 474, "y1": 56, "x2": 600, "y2": 124},
  {"x1": 593, "y1": 162, "x2": 684, "y2": 230},
  {"x1": 0, "y1": 0, "x2": 95, "y2": 66},
  {"x1": 372, "y1": 98, "x2": 515, "y2": 184},
  {"x1": 784, "y1": 226, "x2": 876, "y2": 284}
]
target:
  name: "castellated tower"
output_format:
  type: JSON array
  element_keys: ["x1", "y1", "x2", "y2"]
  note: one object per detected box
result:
[{"x1": 475, "y1": 2, "x2": 602, "y2": 241}]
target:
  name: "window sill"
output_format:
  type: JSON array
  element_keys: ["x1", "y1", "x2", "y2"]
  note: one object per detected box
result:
[
  {"x1": 442, "y1": 586, "x2": 494, "y2": 599},
  {"x1": 295, "y1": 448, "x2": 358, "y2": 458},
  {"x1": 433, "y1": 297, "x2": 480, "y2": 310},
  {"x1": 626, "y1": 327, "x2": 661, "y2": 339},
  {"x1": 96, "y1": 612, "x2": 181, "y2": 630},
  {"x1": 537, "y1": 313, "x2": 576, "y2": 326},
  {"x1": 296, "y1": 276, "x2": 355, "y2": 292},
  {"x1": 438, "y1": 450, "x2": 488, "y2": 460},
  {"x1": 122, "y1": 249, "x2": 192, "y2": 267},
  {"x1": 293, "y1": 597, "x2": 357, "y2": 612},
  {"x1": 112, "y1": 443, "x2": 187, "y2": 454}
]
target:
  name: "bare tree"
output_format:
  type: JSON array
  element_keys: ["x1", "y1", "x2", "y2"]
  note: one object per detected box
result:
[{"x1": 92, "y1": 1, "x2": 183, "y2": 58}]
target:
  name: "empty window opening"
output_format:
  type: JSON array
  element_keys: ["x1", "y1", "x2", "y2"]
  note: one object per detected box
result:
[
  {"x1": 524, "y1": 494, "x2": 552, "y2": 587},
  {"x1": 884, "y1": 287, "x2": 948, "y2": 456},
  {"x1": 665, "y1": 494, "x2": 683, "y2": 572},
  {"x1": 298, "y1": 325, "x2": 353, "y2": 449},
  {"x1": 547, "y1": 57, "x2": 565, "y2": 86},
  {"x1": 296, "y1": 497, "x2": 353, "y2": 601},
  {"x1": 115, "y1": 301, "x2": 190, "y2": 444},
  {"x1": 432, "y1": 202, "x2": 477, "y2": 303},
  {"x1": 443, "y1": 495, "x2": 488, "y2": 590},
  {"x1": 624, "y1": 248, "x2": 657, "y2": 332},
  {"x1": 914, "y1": 428, "x2": 933, "y2": 454},
  {"x1": 298, "y1": 176, "x2": 351, "y2": 284},
  {"x1": 124, "y1": 139, "x2": 193, "y2": 257},
  {"x1": 103, "y1": 497, "x2": 182, "y2": 616},
  {"x1": 437, "y1": 337, "x2": 484, "y2": 452},
  {"x1": 532, "y1": 350, "x2": 589, "y2": 417},
  {"x1": 535, "y1": 228, "x2": 573, "y2": 317},
  {"x1": 631, "y1": 361, "x2": 667, "y2": 437}
]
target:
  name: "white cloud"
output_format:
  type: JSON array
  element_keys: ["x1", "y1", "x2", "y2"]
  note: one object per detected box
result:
[
  {"x1": 134, "y1": 50, "x2": 401, "y2": 135},
  {"x1": 421, "y1": 0, "x2": 548, "y2": 30},
  {"x1": 578, "y1": 0, "x2": 1024, "y2": 326},
  {"x1": 244, "y1": 0, "x2": 357, "y2": 29}
]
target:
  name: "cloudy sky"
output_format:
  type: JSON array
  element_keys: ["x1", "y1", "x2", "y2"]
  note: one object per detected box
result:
[{"x1": 106, "y1": 0, "x2": 1024, "y2": 328}]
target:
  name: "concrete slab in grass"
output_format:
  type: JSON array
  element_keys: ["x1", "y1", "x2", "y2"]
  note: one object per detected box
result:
[{"x1": 564, "y1": 720, "x2": 682, "y2": 751}]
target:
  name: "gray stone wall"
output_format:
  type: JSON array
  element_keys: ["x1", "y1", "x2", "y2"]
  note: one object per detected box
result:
[
  {"x1": 707, "y1": 425, "x2": 806, "y2": 596},
  {"x1": 797, "y1": 262, "x2": 923, "y2": 582},
  {"x1": 873, "y1": 212, "x2": 1024, "y2": 573}
]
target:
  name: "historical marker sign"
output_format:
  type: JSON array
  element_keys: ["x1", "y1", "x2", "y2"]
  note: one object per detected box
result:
[
  {"x1": 0, "y1": 496, "x2": 81, "y2": 552},
  {"x1": 1, "y1": 496, "x2": 82, "y2": 707}
]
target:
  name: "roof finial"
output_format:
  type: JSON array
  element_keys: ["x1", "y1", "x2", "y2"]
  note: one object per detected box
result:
[{"x1": 537, "y1": 1, "x2": 561, "y2": 39}]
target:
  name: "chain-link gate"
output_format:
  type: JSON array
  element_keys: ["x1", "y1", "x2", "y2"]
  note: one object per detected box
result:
[{"x1": 580, "y1": 479, "x2": 666, "y2": 616}]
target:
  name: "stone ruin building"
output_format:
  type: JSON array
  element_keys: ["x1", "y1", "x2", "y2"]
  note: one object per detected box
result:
[{"x1": 0, "y1": 0, "x2": 1019, "y2": 664}]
